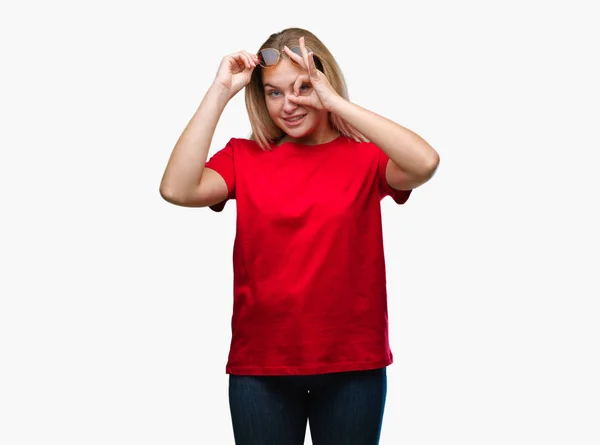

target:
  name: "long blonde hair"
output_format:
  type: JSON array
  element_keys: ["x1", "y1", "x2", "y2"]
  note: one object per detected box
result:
[{"x1": 244, "y1": 27, "x2": 368, "y2": 150}]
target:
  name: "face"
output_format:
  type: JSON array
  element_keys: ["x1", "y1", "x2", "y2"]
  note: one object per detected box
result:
[{"x1": 261, "y1": 58, "x2": 331, "y2": 144}]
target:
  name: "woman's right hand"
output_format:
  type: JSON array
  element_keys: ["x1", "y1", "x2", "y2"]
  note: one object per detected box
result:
[{"x1": 213, "y1": 51, "x2": 259, "y2": 97}]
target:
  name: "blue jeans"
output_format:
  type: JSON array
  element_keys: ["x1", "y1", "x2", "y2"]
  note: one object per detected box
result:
[{"x1": 228, "y1": 367, "x2": 387, "y2": 445}]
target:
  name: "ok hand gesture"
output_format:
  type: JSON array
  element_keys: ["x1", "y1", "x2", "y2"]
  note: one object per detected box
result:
[{"x1": 284, "y1": 37, "x2": 342, "y2": 112}]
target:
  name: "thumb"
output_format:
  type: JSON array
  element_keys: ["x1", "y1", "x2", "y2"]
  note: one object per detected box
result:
[{"x1": 288, "y1": 94, "x2": 314, "y2": 107}]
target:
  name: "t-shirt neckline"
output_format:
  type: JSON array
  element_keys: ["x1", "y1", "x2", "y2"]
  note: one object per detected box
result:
[{"x1": 276, "y1": 134, "x2": 344, "y2": 149}]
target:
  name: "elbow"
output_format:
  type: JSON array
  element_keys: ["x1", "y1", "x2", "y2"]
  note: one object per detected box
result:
[
  {"x1": 159, "y1": 173, "x2": 188, "y2": 204},
  {"x1": 159, "y1": 185, "x2": 176, "y2": 204},
  {"x1": 424, "y1": 151, "x2": 440, "y2": 178},
  {"x1": 410, "y1": 140, "x2": 440, "y2": 180},
  {"x1": 411, "y1": 151, "x2": 440, "y2": 186},
  {"x1": 409, "y1": 135, "x2": 440, "y2": 177},
  {"x1": 159, "y1": 182, "x2": 184, "y2": 205}
]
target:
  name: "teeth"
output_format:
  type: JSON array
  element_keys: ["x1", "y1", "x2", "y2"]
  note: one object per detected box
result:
[{"x1": 286, "y1": 115, "x2": 305, "y2": 122}]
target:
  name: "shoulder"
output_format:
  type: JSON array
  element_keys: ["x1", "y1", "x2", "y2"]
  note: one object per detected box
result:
[
  {"x1": 336, "y1": 135, "x2": 375, "y2": 148},
  {"x1": 334, "y1": 136, "x2": 379, "y2": 157},
  {"x1": 223, "y1": 137, "x2": 268, "y2": 154}
]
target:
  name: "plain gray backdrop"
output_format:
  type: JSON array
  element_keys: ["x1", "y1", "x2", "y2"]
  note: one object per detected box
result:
[{"x1": 1, "y1": 0, "x2": 599, "y2": 444}]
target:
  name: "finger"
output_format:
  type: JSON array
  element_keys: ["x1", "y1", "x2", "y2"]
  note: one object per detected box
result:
[
  {"x1": 299, "y1": 36, "x2": 310, "y2": 69},
  {"x1": 283, "y1": 45, "x2": 305, "y2": 68},
  {"x1": 235, "y1": 51, "x2": 255, "y2": 70},
  {"x1": 288, "y1": 94, "x2": 313, "y2": 107},
  {"x1": 235, "y1": 52, "x2": 251, "y2": 69},
  {"x1": 240, "y1": 51, "x2": 256, "y2": 69},
  {"x1": 308, "y1": 52, "x2": 319, "y2": 79},
  {"x1": 289, "y1": 93, "x2": 321, "y2": 110},
  {"x1": 233, "y1": 52, "x2": 251, "y2": 70},
  {"x1": 229, "y1": 54, "x2": 246, "y2": 72},
  {"x1": 293, "y1": 74, "x2": 310, "y2": 96},
  {"x1": 243, "y1": 50, "x2": 259, "y2": 67}
]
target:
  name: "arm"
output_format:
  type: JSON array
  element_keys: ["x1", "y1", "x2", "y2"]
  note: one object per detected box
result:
[
  {"x1": 329, "y1": 98, "x2": 440, "y2": 191},
  {"x1": 159, "y1": 51, "x2": 259, "y2": 206},
  {"x1": 159, "y1": 84, "x2": 231, "y2": 206},
  {"x1": 284, "y1": 40, "x2": 440, "y2": 191}
]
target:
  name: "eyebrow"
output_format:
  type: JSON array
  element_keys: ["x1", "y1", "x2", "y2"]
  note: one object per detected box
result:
[{"x1": 263, "y1": 81, "x2": 296, "y2": 89}]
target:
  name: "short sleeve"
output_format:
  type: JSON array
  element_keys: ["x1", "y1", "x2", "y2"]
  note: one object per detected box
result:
[
  {"x1": 378, "y1": 147, "x2": 412, "y2": 205},
  {"x1": 204, "y1": 138, "x2": 237, "y2": 212}
]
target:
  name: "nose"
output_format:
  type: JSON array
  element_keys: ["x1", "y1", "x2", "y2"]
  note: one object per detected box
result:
[{"x1": 282, "y1": 94, "x2": 299, "y2": 114}]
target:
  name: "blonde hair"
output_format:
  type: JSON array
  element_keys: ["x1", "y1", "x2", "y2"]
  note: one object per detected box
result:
[{"x1": 244, "y1": 27, "x2": 368, "y2": 150}]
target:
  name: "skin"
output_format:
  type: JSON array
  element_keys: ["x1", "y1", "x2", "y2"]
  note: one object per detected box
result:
[
  {"x1": 160, "y1": 37, "x2": 440, "y2": 208},
  {"x1": 262, "y1": 58, "x2": 340, "y2": 146},
  {"x1": 282, "y1": 38, "x2": 440, "y2": 191}
]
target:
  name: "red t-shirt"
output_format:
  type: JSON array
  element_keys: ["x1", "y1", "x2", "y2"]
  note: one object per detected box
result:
[{"x1": 204, "y1": 135, "x2": 411, "y2": 375}]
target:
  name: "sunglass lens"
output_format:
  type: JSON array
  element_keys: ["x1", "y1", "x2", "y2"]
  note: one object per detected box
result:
[
  {"x1": 291, "y1": 46, "x2": 312, "y2": 57},
  {"x1": 259, "y1": 48, "x2": 279, "y2": 67}
]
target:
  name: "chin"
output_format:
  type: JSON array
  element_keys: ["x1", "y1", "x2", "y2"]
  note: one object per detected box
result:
[{"x1": 285, "y1": 127, "x2": 313, "y2": 139}]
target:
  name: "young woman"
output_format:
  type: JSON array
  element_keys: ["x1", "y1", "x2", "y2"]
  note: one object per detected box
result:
[{"x1": 160, "y1": 27, "x2": 439, "y2": 445}]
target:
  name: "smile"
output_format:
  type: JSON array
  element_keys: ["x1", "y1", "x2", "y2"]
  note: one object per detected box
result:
[{"x1": 283, "y1": 114, "x2": 307, "y2": 126}]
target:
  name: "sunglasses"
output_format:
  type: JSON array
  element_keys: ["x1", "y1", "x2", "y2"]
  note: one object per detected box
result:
[{"x1": 257, "y1": 46, "x2": 314, "y2": 68}]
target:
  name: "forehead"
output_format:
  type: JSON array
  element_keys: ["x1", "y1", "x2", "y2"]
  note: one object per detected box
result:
[{"x1": 262, "y1": 59, "x2": 305, "y2": 87}]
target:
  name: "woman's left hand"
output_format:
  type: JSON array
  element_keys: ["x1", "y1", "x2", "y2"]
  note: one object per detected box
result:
[{"x1": 283, "y1": 37, "x2": 341, "y2": 112}]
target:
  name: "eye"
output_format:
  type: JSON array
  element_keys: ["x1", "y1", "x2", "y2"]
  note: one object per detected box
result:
[
  {"x1": 299, "y1": 84, "x2": 311, "y2": 92},
  {"x1": 267, "y1": 90, "x2": 281, "y2": 97}
]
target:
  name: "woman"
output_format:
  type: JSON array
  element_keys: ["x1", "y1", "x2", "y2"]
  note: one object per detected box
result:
[{"x1": 160, "y1": 27, "x2": 439, "y2": 445}]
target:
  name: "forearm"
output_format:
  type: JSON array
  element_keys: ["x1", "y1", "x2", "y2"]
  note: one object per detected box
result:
[
  {"x1": 330, "y1": 97, "x2": 439, "y2": 176},
  {"x1": 160, "y1": 84, "x2": 232, "y2": 199}
]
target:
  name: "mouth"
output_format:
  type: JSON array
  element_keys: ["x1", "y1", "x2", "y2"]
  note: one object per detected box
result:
[{"x1": 282, "y1": 114, "x2": 307, "y2": 127}]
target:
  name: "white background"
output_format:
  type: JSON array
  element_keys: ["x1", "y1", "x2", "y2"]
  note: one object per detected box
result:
[{"x1": 1, "y1": 0, "x2": 599, "y2": 444}]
